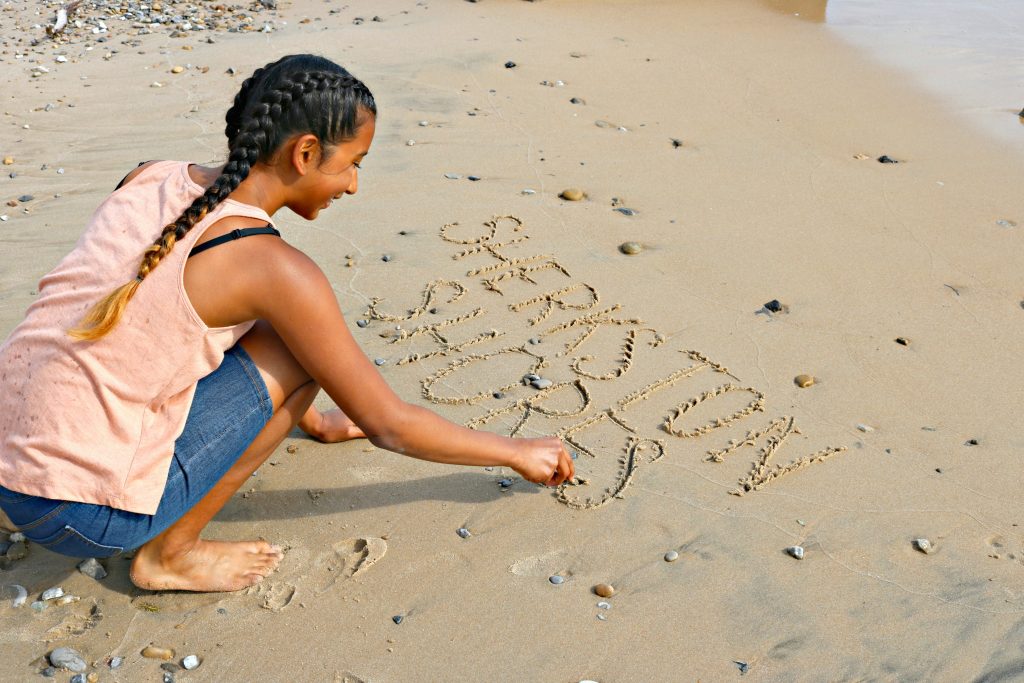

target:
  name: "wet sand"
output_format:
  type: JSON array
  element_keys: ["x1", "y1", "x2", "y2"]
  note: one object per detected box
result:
[{"x1": 2, "y1": 0, "x2": 1024, "y2": 680}]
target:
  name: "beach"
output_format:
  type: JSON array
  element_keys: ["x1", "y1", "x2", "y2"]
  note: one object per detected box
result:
[{"x1": 2, "y1": 0, "x2": 1024, "y2": 680}]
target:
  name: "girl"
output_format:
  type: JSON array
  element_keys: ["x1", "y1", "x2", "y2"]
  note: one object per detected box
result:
[{"x1": 0, "y1": 54, "x2": 573, "y2": 593}]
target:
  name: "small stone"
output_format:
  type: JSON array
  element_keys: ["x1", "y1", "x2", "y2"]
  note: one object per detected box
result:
[
  {"x1": 593, "y1": 583, "x2": 615, "y2": 598},
  {"x1": 109, "y1": 657, "x2": 123, "y2": 669},
  {"x1": 444, "y1": 173, "x2": 461, "y2": 180},
  {"x1": 2, "y1": 157, "x2": 13, "y2": 165},
  {"x1": 6, "y1": 540, "x2": 28, "y2": 560},
  {"x1": 41, "y1": 667, "x2": 56, "y2": 678},
  {"x1": 18, "y1": 195, "x2": 34, "y2": 203},
  {"x1": 530, "y1": 378, "x2": 553, "y2": 390},
  {"x1": 151, "y1": 82, "x2": 164, "y2": 88},
  {"x1": 142, "y1": 645, "x2": 175, "y2": 661},
  {"x1": 913, "y1": 538, "x2": 934, "y2": 554},
  {"x1": 498, "y1": 478, "x2": 513, "y2": 489},
  {"x1": 786, "y1": 545, "x2": 805, "y2": 560},
  {"x1": 764, "y1": 299, "x2": 783, "y2": 313},
  {"x1": 895, "y1": 337, "x2": 909, "y2": 346},
  {"x1": 613, "y1": 207, "x2": 637, "y2": 216},
  {"x1": 182, "y1": 655, "x2": 200, "y2": 670},
  {"x1": 161, "y1": 662, "x2": 181, "y2": 673},
  {"x1": 171, "y1": 65, "x2": 184, "y2": 74},
  {"x1": 966, "y1": 438, "x2": 979, "y2": 446},
  {"x1": 856, "y1": 424, "x2": 874, "y2": 433},
  {"x1": 671, "y1": 138, "x2": 683, "y2": 148},
  {"x1": 528, "y1": 337, "x2": 541, "y2": 345},
  {"x1": 618, "y1": 241, "x2": 642, "y2": 255},
  {"x1": 70, "y1": 674, "x2": 86, "y2": 683},
  {"x1": 559, "y1": 188, "x2": 584, "y2": 201},
  {"x1": 372, "y1": 15, "x2": 383, "y2": 21},
  {"x1": 549, "y1": 575, "x2": 564, "y2": 585},
  {"x1": 877, "y1": 155, "x2": 899, "y2": 164},
  {"x1": 374, "y1": 358, "x2": 386, "y2": 366},
  {"x1": 457, "y1": 527, "x2": 471, "y2": 538},
  {"x1": 286, "y1": 444, "x2": 298, "y2": 454},
  {"x1": 49, "y1": 647, "x2": 87, "y2": 673},
  {"x1": 226, "y1": 67, "x2": 236, "y2": 75},
  {"x1": 569, "y1": 97, "x2": 585, "y2": 105},
  {"x1": 392, "y1": 615, "x2": 403, "y2": 624},
  {"x1": 405, "y1": 139, "x2": 416, "y2": 147},
  {"x1": 664, "y1": 550, "x2": 679, "y2": 562},
  {"x1": 418, "y1": 120, "x2": 429, "y2": 127},
  {"x1": 31, "y1": 600, "x2": 48, "y2": 611},
  {"x1": 77, "y1": 557, "x2": 107, "y2": 580},
  {"x1": 524, "y1": 373, "x2": 541, "y2": 382},
  {"x1": 995, "y1": 219, "x2": 1017, "y2": 228},
  {"x1": 504, "y1": 61, "x2": 516, "y2": 69},
  {"x1": 163, "y1": 673, "x2": 175, "y2": 683},
  {"x1": 9, "y1": 531, "x2": 25, "y2": 542},
  {"x1": 521, "y1": 188, "x2": 536, "y2": 195},
  {"x1": 356, "y1": 320, "x2": 369, "y2": 328},
  {"x1": 794, "y1": 374, "x2": 815, "y2": 388},
  {"x1": 41, "y1": 586, "x2": 64, "y2": 601},
  {"x1": 381, "y1": 254, "x2": 392, "y2": 262},
  {"x1": 467, "y1": 175, "x2": 481, "y2": 181},
  {"x1": 596, "y1": 613, "x2": 607, "y2": 621}
]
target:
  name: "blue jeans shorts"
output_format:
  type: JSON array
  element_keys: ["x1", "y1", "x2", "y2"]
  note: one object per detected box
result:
[{"x1": 0, "y1": 343, "x2": 273, "y2": 558}]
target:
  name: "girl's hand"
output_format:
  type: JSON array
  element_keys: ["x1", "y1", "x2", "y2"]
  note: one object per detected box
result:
[
  {"x1": 510, "y1": 437, "x2": 575, "y2": 487},
  {"x1": 298, "y1": 406, "x2": 366, "y2": 444}
]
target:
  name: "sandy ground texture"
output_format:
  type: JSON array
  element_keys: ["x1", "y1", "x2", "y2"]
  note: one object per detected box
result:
[{"x1": 2, "y1": 0, "x2": 1024, "y2": 680}]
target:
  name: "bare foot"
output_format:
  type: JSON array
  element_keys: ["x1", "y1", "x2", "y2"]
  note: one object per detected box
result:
[
  {"x1": 129, "y1": 538, "x2": 283, "y2": 592},
  {"x1": 299, "y1": 406, "x2": 366, "y2": 443}
]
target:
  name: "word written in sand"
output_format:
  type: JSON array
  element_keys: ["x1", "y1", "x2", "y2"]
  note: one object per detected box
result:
[{"x1": 360, "y1": 215, "x2": 846, "y2": 509}]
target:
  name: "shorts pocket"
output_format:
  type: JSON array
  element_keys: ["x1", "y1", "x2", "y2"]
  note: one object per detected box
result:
[{"x1": 33, "y1": 524, "x2": 124, "y2": 559}]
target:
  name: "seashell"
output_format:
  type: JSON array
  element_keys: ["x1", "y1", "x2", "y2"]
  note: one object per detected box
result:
[
  {"x1": 9, "y1": 584, "x2": 27, "y2": 608},
  {"x1": 786, "y1": 545, "x2": 805, "y2": 560},
  {"x1": 2, "y1": 157, "x2": 13, "y2": 165},
  {"x1": 613, "y1": 207, "x2": 637, "y2": 216},
  {"x1": 559, "y1": 188, "x2": 584, "y2": 201},
  {"x1": 913, "y1": 538, "x2": 933, "y2": 554},
  {"x1": 794, "y1": 374, "x2": 815, "y2": 388},
  {"x1": 618, "y1": 241, "x2": 642, "y2": 255},
  {"x1": 444, "y1": 173, "x2": 461, "y2": 180},
  {"x1": 593, "y1": 583, "x2": 614, "y2": 598},
  {"x1": 596, "y1": 601, "x2": 611, "y2": 609},
  {"x1": 182, "y1": 655, "x2": 200, "y2": 670},
  {"x1": 41, "y1": 586, "x2": 64, "y2": 601},
  {"x1": 664, "y1": 550, "x2": 679, "y2": 562},
  {"x1": 142, "y1": 646, "x2": 175, "y2": 661},
  {"x1": 56, "y1": 594, "x2": 80, "y2": 605}
]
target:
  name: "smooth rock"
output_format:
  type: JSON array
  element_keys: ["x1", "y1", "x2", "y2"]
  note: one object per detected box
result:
[
  {"x1": 182, "y1": 655, "x2": 200, "y2": 670},
  {"x1": 559, "y1": 188, "x2": 584, "y2": 201},
  {"x1": 596, "y1": 601, "x2": 611, "y2": 609},
  {"x1": 406, "y1": 139, "x2": 416, "y2": 146},
  {"x1": 418, "y1": 120, "x2": 429, "y2": 126},
  {"x1": 467, "y1": 175, "x2": 481, "y2": 181},
  {"x1": 71, "y1": 675, "x2": 86, "y2": 683},
  {"x1": 41, "y1": 586, "x2": 64, "y2": 601},
  {"x1": 18, "y1": 195, "x2": 34, "y2": 203},
  {"x1": 31, "y1": 600, "x2": 48, "y2": 611},
  {"x1": 374, "y1": 358, "x2": 386, "y2": 366},
  {"x1": 856, "y1": 424, "x2": 874, "y2": 433},
  {"x1": 524, "y1": 373, "x2": 540, "y2": 382},
  {"x1": 914, "y1": 538, "x2": 934, "y2": 554},
  {"x1": 613, "y1": 207, "x2": 637, "y2": 216},
  {"x1": 764, "y1": 299, "x2": 783, "y2": 313},
  {"x1": 498, "y1": 478, "x2": 513, "y2": 489},
  {"x1": 2, "y1": 157, "x2": 13, "y2": 165},
  {"x1": 530, "y1": 378, "x2": 553, "y2": 390},
  {"x1": 794, "y1": 374, "x2": 815, "y2": 388},
  {"x1": 593, "y1": 583, "x2": 614, "y2": 598},
  {"x1": 381, "y1": 254, "x2": 392, "y2": 262},
  {"x1": 505, "y1": 61, "x2": 516, "y2": 68},
  {"x1": 9, "y1": 584, "x2": 27, "y2": 607},
  {"x1": 569, "y1": 97, "x2": 585, "y2": 105},
  {"x1": 966, "y1": 438, "x2": 979, "y2": 446},
  {"x1": 895, "y1": 337, "x2": 909, "y2": 346},
  {"x1": 549, "y1": 575, "x2": 565, "y2": 585},
  {"x1": 78, "y1": 558, "x2": 107, "y2": 580},
  {"x1": 142, "y1": 645, "x2": 175, "y2": 661},
  {"x1": 392, "y1": 614, "x2": 403, "y2": 624},
  {"x1": 50, "y1": 647, "x2": 87, "y2": 673},
  {"x1": 457, "y1": 527, "x2": 471, "y2": 538},
  {"x1": 618, "y1": 241, "x2": 642, "y2": 255},
  {"x1": 161, "y1": 662, "x2": 181, "y2": 673},
  {"x1": 786, "y1": 545, "x2": 805, "y2": 560},
  {"x1": 171, "y1": 65, "x2": 184, "y2": 73},
  {"x1": 356, "y1": 320, "x2": 369, "y2": 328},
  {"x1": 492, "y1": 391, "x2": 505, "y2": 399},
  {"x1": 671, "y1": 138, "x2": 683, "y2": 148},
  {"x1": 6, "y1": 540, "x2": 27, "y2": 560},
  {"x1": 109, "y1": 657, "x2": 123, "y2": 669},
  {"x1": 444, "y1": 173, "x2": 461, "y2": 180},
  {"x1": 521, "y1": 188, "x2": 536, "y2": 195},
  {"x1": 528, "y1": 337, "x2": 541, "y2": 345},
  {"x1": 877, "y1": 155, "x2": 899, "y2": 164},
  {"x1": 41, "y1": 667, "x2": 56, "y2": 678},
  {"x1": 163, "y1": 673, "x2": 174, "y2": 683},
  {"x1": 664, "y1": 550, "x2": 679, "y2": 562}
]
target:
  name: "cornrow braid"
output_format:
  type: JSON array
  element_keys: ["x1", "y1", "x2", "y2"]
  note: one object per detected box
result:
[{"x1": 70, "y1": 55, "x2": 376, "y2": 341}]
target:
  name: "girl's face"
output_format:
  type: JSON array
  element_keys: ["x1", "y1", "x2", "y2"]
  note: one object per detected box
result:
[{"x1": 292, "y1": 114, "x2": 375, "y2": 220}]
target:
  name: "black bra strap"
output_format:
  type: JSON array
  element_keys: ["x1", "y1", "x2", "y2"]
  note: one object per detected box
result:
[
  {"x1": 114, "y1": 160, "x2": 154, "y2": 191},
  {"x1": 188, "y1": 225, "x2": 281, "y2": 258}
]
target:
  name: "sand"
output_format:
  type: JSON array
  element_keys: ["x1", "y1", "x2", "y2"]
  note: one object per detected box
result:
[{"x1": 2, "y1": 0, "x2": 1024, "y2": 680}]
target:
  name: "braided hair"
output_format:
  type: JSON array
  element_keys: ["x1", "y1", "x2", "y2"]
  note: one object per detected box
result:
[{"x1": 70, "y1": 54, "x2": 376, "y2": 340}]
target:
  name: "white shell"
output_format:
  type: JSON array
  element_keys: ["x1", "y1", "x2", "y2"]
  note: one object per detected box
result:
[{"x1": 10, "y1": 584, "x2": 27, "y2": 608}]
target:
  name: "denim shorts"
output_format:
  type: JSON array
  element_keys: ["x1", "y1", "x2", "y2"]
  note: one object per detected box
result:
[{"x1": 0, "y1": 343, "x2": 272, "y2": 558}]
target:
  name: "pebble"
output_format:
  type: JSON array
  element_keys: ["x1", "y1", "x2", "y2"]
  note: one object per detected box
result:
[
  {"x1": 492, "y1": 391, "x2": 505, "y2": 399},
  {"x1": 895, "y1": 337, "x2": 909, "y2": 346},
  {"x1": 6, "y1": 540, "x2": 28, "y2": 560},
  {"x1": 671, "y1": 138, "x2": 683, "y2": 148},
  {"x1": 528, "y1": 337, "x2": 541, "y2": 345},
  {"x1": 498, "y1": 478, "x2": 513, "y2": 489},
  {"x1": 161, "y1": 663, "x2": 181, "y2": 673},
  {"x1": 504, "y1": 61, "x2": 516, "y2": 69},
  {"x1": 182, "y1": 655, "x2": 200, "y2": 670},
  {"x1": 356, "y1": 319, "x2": 369, "y2": 328},
  {"x1": 618, "y1": 241, "x2": 642, "y2": 255},
  {"x1": 18, "y1": 194, "x2": 34, "y2": 203},
  {"x1": 877, "y1": 155, "x2": 899, "y2": 164},
  {"x1": 70, "y1": 675, "x2": 86, "y2": 683},
  {"x1": 786, "y1": 545, "x2": 805, "y2": 560},
  {"x1": 913, "y1": 538, "x2": 934, "y2": 554},
  {"x1": 2, "y1": 157, "x2": 13, "y2": 165},
  {"x1": 286, "y1": 444, "x2": 298, "y2": 454},
  {"x1": 549, "y1": 575, "x2": 565, "y2": 585},
  {"x1": 456, "y1": 527, "x2": 471, "y2": 538},
  {"x1": 9, "y1": 531, "x2": 25, "y2": 542},
  {"x1": 467, "y1": 175, "x2": 481, "y2": 181},
  {"x1": 524, "y1": 373, "x2": 541, "y2": 382},
  {"x1": 374, "y1": 358, "x2": 386, "y2": 366},
  {"x1": 41, "y1": 667, "x2": 56, "y2": 678},
  {"x1": 406, "y1": 139, "x2": 416, "y2": 146},
  {"x1": 32, "y1": 600, "x2": 49, "y2": 611},
  {"x1": 444, "y1": 173, "x2": 461, "y2": 180},
  {"x1": 77, "y1": 557, "x2": 107, "y2": 580},
  {"x1": 613, "y1": 207, "x2": 637, "y2": 216},
  {"x1": 381, "y1": 254, "x2": 392, "y2": 262},
  {"x1": 109, "y1": 657, "x2": 123, "y2": 669},
  {"x1": 530, "y1": 378, "x2": 553, "y2": 390},
  {"x1": 418, "y1": 120, "x2": 429, "y2": 127},
  {"x1": 41, "y1": 586, "x2": 64, "y2": 601},
  {"x1": 856, "y1": 424, "x2": 874, "y2": 433},
  {"x1": 142, "y1": 645, "x2": 175, "y2": 661},
  {"x1": 521, "y1": 188, "x2": 537, "y2": 195},
  {"x1": 996, "y1": 219, "x2": 1017, "y2": 228},
  {"x1": 559, "y1": 188, "x2": 584, "y2": 201},
  {"x1": 664, "y1": 550, "x2": 679, "y2": 562},
  {"x1": 392, "y1": 615, "x2": 403, "y2": 624},
  {"x1": 764, "y1": 299, "x2": 783, "y2": 313},
  {"x1": 163, "y1": 673, "x2": 175, "y2": 683},
  {"x1": 49, "y1": 647, "x2": 87, "y2": 673},
  {"x1": 9, "y1": 584, "x2": 27, "y2": 608},
  {"x1": 596, "y1": 601, "x2": 611, "y2": 610},
  {"x1": 171, "y1": 65, "x2": 184, "y2": 74},
  {"x1": 569, "y1": 97, "x2": 586, "y2": 105},
  {"x1": 593, "y1": 583, "x2": 615, "y2": 598},
  {"x1": 794, "y1": 374, "x2": 815, "y2": 388}
]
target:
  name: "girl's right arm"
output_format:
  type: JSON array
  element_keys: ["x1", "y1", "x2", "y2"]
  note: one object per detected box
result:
[{"x1": 247, "y1": 243, "x2": 574, "y2": 486}]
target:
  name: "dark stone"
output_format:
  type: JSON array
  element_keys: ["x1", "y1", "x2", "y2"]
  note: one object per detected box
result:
[
  {"x1": 671, "y1": 138, "x2": 683, "y2": 148},
  {"x1": 764, "y1": 299, "x2": 782, "y2": 313},
  {"x1": 18, "y1": 195, "x2": 34, "y2": 203},
  {"x1": 381, "y1": 254, "x2": 392, "y2": 262},
  {"x1": 356, "y1": 319, "x2": 369, "y2": 328},
  {"x1": 41, "y1": 667, "x2": 56, "y2": 678},
  {"x1": 569, "y1": 97, "x2": 585, "y2": 105},
  {"x1": 613, "y1": 207, "x2": 637, "y2": 216},
  {"x1": 352, "y1": 17, "x2": 364, "y2": 24},
  {"x1": 966, "y1": 438, "x2": 979, "y2": 446},
  {"x1": 392, "y1": 615, "x2": 403, "y2": 624},
  {"x1": 895, "y1": 337, "x2": 909, "y2": 346},
  {"x1": 492, "y1": 391, "x2": 505, "y2": 399},
  {"x1": 498, "y1": 478, "x2": 513, "y2": 488},
  {"x1": 372, "y1": 15, "x2": 383, "y2": 21},
  {"x1": 398, "y1": 230, "x2": 407, "y2": 235},
  {"x1": 161, "y1": 663, "x2": 181, "y2": 673},
  {"x1": 877, "y1": 155, "x2": 899, "y2": 164},
  {"x1": 504, "y1": 61, "x2": 516, "y2": 69},
  {"x1": 467, "y1": 175, "x2": 481, "y2": 181}
]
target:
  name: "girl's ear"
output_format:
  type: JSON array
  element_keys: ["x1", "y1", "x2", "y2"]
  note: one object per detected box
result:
[{"x1": 290, "y1": 134, "x2": 322, "y2": 176}]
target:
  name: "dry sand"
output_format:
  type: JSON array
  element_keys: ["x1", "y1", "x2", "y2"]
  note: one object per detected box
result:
[{"x1": 2, "y1": 0, "x2": 1024, "y2": 680}]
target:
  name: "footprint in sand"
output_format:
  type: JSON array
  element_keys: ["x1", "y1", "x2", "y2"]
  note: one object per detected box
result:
[
  {"x1": 256, "y1": 581, "x2": 297, "y2": 611},
  {"x1": 314, "y1": 537, "x2": 388, "y2": 593}
]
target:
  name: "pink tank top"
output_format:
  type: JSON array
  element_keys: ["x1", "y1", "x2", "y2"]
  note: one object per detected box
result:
[{"x1": 0, "y1": 161, "x2": 269, "y2": 514}]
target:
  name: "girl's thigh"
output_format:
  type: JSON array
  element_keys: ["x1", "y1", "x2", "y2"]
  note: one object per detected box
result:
[{"x1": 0, "y1": 343, "x2": 272, "y2": 558}]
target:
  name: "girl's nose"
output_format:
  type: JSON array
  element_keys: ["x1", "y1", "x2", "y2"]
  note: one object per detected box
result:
[{"x1": 346, "y1": 169, "x2": 358, "y2": 195}]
